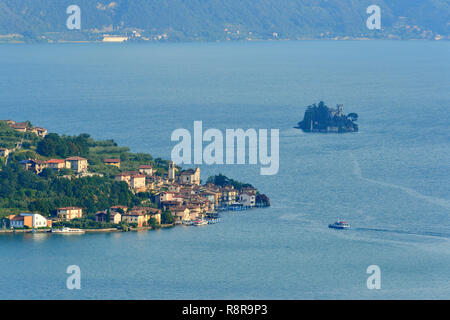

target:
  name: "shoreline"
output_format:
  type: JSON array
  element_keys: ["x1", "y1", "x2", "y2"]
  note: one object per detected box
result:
[{"x1": 0, "y1": 224, "x2": 175, "y2": 234}]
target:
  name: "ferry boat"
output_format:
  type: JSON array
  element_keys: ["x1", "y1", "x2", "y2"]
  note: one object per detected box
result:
[
  {"x1": 193, "y1": 219, "x2": 208, "y2": 226},
  {"x1": 52, "y1": 227, "x2": 85, "y2": 234},
  {"x1": 328, "y1": 220, "x2": 350, "y2": 229}
]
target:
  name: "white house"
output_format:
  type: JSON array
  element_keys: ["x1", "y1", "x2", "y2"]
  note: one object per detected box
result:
[{"x1": 239, "y1": 193, "x2": 256, "y2": 207}]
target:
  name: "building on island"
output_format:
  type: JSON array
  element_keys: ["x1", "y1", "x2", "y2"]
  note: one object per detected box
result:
[
  {"x1": 95, "y1": 211, "x2": 108, "y2": 223},
  {"x1": 171, "y1": 206, "x2": 191, "y2": 222},
  {"x1": 19, "y1": 159, "x2": 48, "y2": 174},
  {"x1": 34, "y1": 127, "x2": 48, "y2": 138},
  {"x1": 104, "y1": 158, "x2": 121, "y2": 168},
  {"x1": 8, "y1": 213, "x2": 52, "y2": 228},
  {"x1": 65, "y1": 157, "x2": 88, "y2": 173},
  {"x1": 131, "y1": 174, "x2": 146, "y2": 191},
  {"x1": 46, "y1": 159, "x2": 66, "y2": 170},
  {"x1": 179, "y1": 167, "x2": 200, "y2": 185},
  {"x1": 139, "y1": 165, "x2": 154, "y2": 176},
  {"x1": 10, "y1": 122, "x2": 28, "y2": 133},
  {"x1": 8, "y1": 121, "x2": 47, "y2": 137},
  {"x1": 57, "y1": 207, "x2": 83, "y2": 220},
  {"x1": 109, "y1": 211, "x2": 122, "y2": 224},
  {"x1": 239, "y1": 192, "x2": 256, "y2": 207}
]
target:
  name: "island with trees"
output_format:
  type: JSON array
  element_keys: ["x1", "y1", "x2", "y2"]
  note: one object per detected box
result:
[{"x1": 295, "y1": 101, "x2": 359, "y2": 133}]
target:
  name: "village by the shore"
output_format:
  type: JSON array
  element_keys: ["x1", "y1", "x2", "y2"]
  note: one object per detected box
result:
[{"x1": 0, "y1": 120, "x2": 270, "y2": 234}]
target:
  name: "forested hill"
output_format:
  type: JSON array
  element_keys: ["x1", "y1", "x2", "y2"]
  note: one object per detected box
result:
[{"x1": 0, "y1": 0, "x2": 448, "y2": 42}]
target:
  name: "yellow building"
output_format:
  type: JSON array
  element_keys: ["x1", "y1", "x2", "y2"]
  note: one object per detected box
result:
[
  {"x1": 57, "y1": 207, "x2": 83, "y2": 220},
  {"x1": 65, "y1": 157, "x2": 88, "y2": 173}
]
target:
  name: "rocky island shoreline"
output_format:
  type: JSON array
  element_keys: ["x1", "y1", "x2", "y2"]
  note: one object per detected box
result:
[{"x1": 295, "y1": 101, "x2": 359, "y2": 133}]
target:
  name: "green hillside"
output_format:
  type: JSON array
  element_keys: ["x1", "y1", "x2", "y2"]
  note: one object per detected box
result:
[{"x1": 0, "y1": 0, "x2": 448, "y2": 42}]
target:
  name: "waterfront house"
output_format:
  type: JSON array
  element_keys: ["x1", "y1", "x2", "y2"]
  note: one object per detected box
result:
[
  {"x1": 220, "y1": 186, "x2": 238, "y2": 206},
  {"x1": 130, "y1": 207, "x2": 162, "y2": 225},
  {"x1": 121, "y1": 211, "x2": 148, "y2": 227},
  {"x1": 104, "y1": 158, "x2": 121, "y2": 168},
  {"x1": 95, "y1": 211, "x2": 108, "y2": 222},
  {"x1": 57, "y1": 207, "x2": 83, "y2": 220},
  {"x1": 171, "y1": 206, "x2": 191, "y2": 222},
  {"x1": 0, "y1": 147, "x2": 10, "y2": 157},
  {"x1": 8, "y1": 213, "x2": 52, "y2": 228},
  {"x1": 239, "y1": 192, "x2": 256, "y2": 207},
  {"x1": 199, "y1": 190, "x2": 219, "y2": 207},
  {"x1": 95, "y1": 210, "x2": 122, "y2": 224},
  {"x1": 109, "y1": 211, "x2": 122, "y2": 224},
  {"x1": 139, "y1": 165, "x2": 153, "y2": 176},
  {"x1": 65, "y1": 157, "x2": 88, "y2": 173}
]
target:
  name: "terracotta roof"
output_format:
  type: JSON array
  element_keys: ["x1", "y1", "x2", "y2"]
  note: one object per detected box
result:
[
  {"x1": 46, "y1": 159, "x2": 65, "y2": 164},
  {"x1": 11, "y1": 122, "x2": 28, "y2": 129},
  {"x1": 58, "y1": 207, "x2": 82, "y2": 210},
  {"x1": 139, "y1": 165, "x2": 153, "y2": 169}
]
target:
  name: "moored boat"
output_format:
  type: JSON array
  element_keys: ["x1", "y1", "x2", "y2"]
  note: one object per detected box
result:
[
  {"x1": 193, "y1": 219, "x2": 208, "y2": 226},
  {"x1": 182, "y1": 220, "x2": 194, "y2": 226},
  {"x1": 52, "y1": 227, "x2": 85, "y2": 234}
]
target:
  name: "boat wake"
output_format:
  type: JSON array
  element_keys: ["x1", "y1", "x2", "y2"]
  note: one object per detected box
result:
[
  {"x1": 354, "y1": 227, "x2": 450, "y2": 239},
  {"x1": 352, "y1": 156, "x2": 450, "y2": 211}
]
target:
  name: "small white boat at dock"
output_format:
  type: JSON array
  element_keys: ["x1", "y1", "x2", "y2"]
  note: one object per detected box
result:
[{"x1": 52, "y1": 227, "x2": 85, "y2": 234}]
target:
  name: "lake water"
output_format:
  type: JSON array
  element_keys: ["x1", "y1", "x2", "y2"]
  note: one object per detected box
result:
[{"x1": 0, "y1": 41, "x2": 449, "y2": 299}]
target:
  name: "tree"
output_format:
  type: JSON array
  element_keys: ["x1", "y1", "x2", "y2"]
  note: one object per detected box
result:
[
  {"x1": 347, "y1": 113, "x2": 358, "y2": 121},
  {"x1": 161, "y1": 211, "x2": 174, "y2": 224}
]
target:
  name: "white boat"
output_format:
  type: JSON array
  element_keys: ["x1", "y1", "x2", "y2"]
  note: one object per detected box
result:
[
  {"x1": 328, "y1": 220, "x2": 350, "y2": 229},
  {"x1": 52, "y1": 227, "x2": 85, "y2": 234},
  {"x1": 193, "y1": 219, "x2": 208, "y2": 226},
  {"x1": 182, "y1": 220, "x2": 194, "y2": 226}
]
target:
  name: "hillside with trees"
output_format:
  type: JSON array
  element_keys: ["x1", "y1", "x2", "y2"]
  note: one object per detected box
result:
[{"x1": 0, "y1": 0, "x2": 448, "y2": 42}]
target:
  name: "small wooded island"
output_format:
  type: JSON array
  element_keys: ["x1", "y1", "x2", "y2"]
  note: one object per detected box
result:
[{"x1": 295, "y1": 101, "x2": 358, "y2": 133}]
